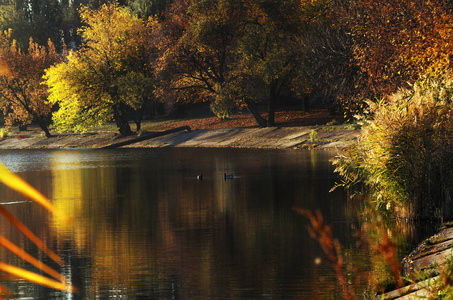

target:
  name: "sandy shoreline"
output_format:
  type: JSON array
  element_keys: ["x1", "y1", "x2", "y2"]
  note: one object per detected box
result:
[{"x1": 0, "y1": 125, "x2": 360, "y2": 150}]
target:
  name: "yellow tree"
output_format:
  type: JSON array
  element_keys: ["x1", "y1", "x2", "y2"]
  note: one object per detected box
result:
[
  {"x1": 44, "y1": 4, "x2": 156, "y2": 136},
  {"x1": 0, "y1": 29, "x2": 61, "y2": 137}
]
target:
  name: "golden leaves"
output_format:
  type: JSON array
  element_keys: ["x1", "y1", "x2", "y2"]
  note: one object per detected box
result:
[
  {"x1": 340, "y1": 0, "x2": 453, "y2": 96},
  {"x1": 45, "y1": 3, "x2": 156, "y2": 134},
  {"x1": 0, "y1": 60, "x2": 10, "y2": 77}
]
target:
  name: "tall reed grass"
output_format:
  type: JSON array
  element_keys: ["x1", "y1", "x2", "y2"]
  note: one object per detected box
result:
[{"x1": 333, "y1": 75, "x2": 453, "y2": 220}]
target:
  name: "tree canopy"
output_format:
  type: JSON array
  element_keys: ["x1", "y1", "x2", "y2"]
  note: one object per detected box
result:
[
  {"x1": 44, "y1": 3, "x2": 157, "y2": 135},
  {"x1": 337, "y1": 0, "x2": 453, "y2": 97},
  {"x1": 0, "y1": 0, "x2": 452, "y2": 134},
  {"x1": 155, "y1": 0, "x2": 245, "y2": 117},
  {"x1": 155, "y1": 0, "x2": 326, "y2": 127},
  {"x1": 233, "y1": 0, "x2": 308, "y2": 126},
  {"x1": 0, "y1": 29, "x2": 61, "y2": 137}
]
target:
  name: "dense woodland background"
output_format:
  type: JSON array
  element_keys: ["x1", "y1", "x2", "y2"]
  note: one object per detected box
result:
[{"x1": 0, "y1": 0, "x2": 452, "y2": 135}]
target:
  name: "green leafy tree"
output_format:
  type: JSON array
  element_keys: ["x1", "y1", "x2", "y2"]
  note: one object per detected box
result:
[
  {"x1": 233, "y1": 0, "x2": 307, "y2": 126},
  {"x1": 127, "y1": 0, "x2": 172, "y2": 19},
  {"x1": 0, "y1": 29, "x2": 61, "y2": 137},
  {"x1": 44, "y1": 4, "x2": 157, "y2": 135},
  {"x1": 0, "y1": 0, "x2": 14, "y2": 27},
  {"x1": 0, "y1": 0, "x2": 126, "y2": 54},
  {"x1": 0, "y1": 0, "x2": 80, "y2": 52},
  {"x1": 157, "y1": 0, "x2": 337, "y2": 127}
]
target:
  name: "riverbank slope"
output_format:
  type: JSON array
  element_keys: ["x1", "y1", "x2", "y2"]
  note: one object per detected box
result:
[
  {"x1": 0, "y1": 109, "x2": 359, "y2": 150},
  {"x1": 0, "y1": 125, "x2": 360, "y2": 150}
]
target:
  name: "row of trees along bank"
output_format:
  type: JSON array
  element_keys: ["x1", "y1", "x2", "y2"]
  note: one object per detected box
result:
[{"x1": 0, "y1": 0, "x2": 453, "y2": 136}]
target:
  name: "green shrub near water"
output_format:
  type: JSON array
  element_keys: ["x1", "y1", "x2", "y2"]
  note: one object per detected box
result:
[{"x1": 333, "y1": 75, "x2": 453, "y2": 220}]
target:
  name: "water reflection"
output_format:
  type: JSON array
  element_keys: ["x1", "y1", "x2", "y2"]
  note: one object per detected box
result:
[{"x1": 0, "y1": 148, "x2": 366, "y2": 299}]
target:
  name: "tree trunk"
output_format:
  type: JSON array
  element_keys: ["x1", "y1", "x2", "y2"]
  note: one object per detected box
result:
[
  {"x1": 135, "y1": 120, "x2": 141, "y2": 132},
  {"x1": 113, "y1": 105, "x2": 133, "y2": 136},
  {"x1": 133, "y1": 110, "x2": 142, "y2": 132},
  {"x1": 303, "y1": 95, "x2": 310, "y2": 113},
  {"x1": 116, "y1": 117, "x2": 133, "y2": 136},
  {"x1": 36, "y1": 117, "x2": 52, "y2": 138},
  {"x1": 134, "y1": 102, "x2": 147, "y2": 132},
  {"x1": 244, "y1": 99, "x2": 267, "y2": 127},
  {"x1": 267, "y1": 96, "x2": 276, "y2": 127},
  {"x1": 267, "y1": 80, "x2": 280, "y2": 127}
]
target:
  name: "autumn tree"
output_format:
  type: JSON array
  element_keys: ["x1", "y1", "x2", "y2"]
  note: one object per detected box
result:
[
  {"x1": 235, "y1": 0, "x2": 358, "y2": 123},
  {"x1": 0, "y1": 29, "x2": 61, "y2": 137},
  {"x1": 337, "y1": 0, "x2": 453, "y2": 97},
  {"x1": 155, "y1": 0, "x2": 247, "y2": 119},
  {"x1": 298, "y1": 0, "x2": 362, "y2": 115},
  {"x1": 156, "y1": 0, "x2": 302, "y2": 127},
  {"x1": 44, "y1": 4, "x2": 157, "y2": 135},
  {"x1": 156, "y1": 0, "x2": 343, "y2": 126},
  {"x1": 231, "y1": 0, "x2": 310, "y2": 126}
]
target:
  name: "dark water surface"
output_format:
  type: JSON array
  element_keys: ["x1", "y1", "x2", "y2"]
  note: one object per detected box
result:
[{"x1": 0, "y1": 148, "x2": 367, "y2": 299}]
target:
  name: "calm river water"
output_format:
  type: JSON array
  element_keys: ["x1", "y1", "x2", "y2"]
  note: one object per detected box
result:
[{"x1": 0, "y1": 148, "x2": 370, "y2": 299}]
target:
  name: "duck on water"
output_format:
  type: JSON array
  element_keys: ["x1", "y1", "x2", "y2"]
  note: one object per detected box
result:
[
  {"x1": 224, "y1": 173, "x2": 234, "y2": 179},
  {"x1": 197, "y1": 173, "x2": 235, "y2": 180}
]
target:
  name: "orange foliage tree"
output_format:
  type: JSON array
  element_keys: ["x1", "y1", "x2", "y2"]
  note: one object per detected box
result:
[
  {"x1": 337, "y1": 0, "x2": 453, "y2": 97},
  {"x1": 0, "y1": 30, "x2": 62, "y2": 137},
  {"x1": 155, "y1": 0, "x2": 247, "y2": 119}
]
